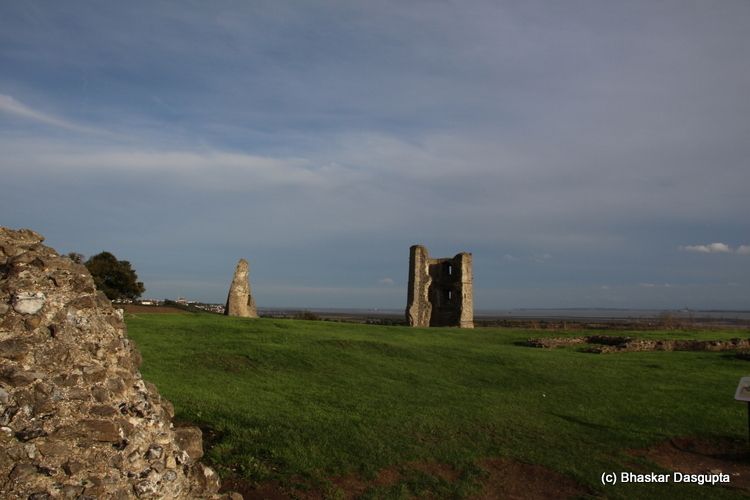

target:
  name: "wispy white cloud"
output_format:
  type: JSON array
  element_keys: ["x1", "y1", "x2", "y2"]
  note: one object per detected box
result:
[
  {"x1": 0, "y1": 94, "x2": 106, "y2": 135},
  {"x1": 679, "y1": 243, "x2": 750, "y2": 255},
  {"x1": 502, "y1": 253, "x2": 551, "y2": 263},
  {"x1": 257, "y1": 284, "x2": 404, "y2": 307},
  {"x1": 0, "y1": 139, "x2": 361, "y2": 192},
  {"x1": 530, "y1": 253, "x2": 552, "y2": 263},
  {"x1": 680, "y1": 243, "x2": 732, "y2": 254},
  {"x1": 378, "y1": 277, "x2": 395, "y2": 285}
]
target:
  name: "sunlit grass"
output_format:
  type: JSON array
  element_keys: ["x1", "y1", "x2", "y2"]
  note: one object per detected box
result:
[{"x1": 126, "y1": 312, "x2": 750, "y2": 498}]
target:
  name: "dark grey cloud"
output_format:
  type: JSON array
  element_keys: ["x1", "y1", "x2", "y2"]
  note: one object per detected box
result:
[{"x1": 1, "y1": 0, "x2": 749, "y2": 308}]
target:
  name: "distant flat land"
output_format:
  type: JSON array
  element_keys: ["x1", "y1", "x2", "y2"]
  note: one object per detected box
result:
[
  {"x1": 122, "y1": 303, "x2": 750, "y2": 329},
  {"x1": 126, "y1": 313, "x2": 750, "y2": 499},
  {"x1": 121, "y1": 304, "x2": 186, "y2": 314},
  {"x1": 262, "y1": 307, "x2": 750, "y2": 329}
]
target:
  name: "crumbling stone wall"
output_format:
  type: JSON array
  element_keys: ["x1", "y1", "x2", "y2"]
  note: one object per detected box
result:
[
  {"x1": 526, "y1": 335, "x2": 750, "y2": 354},
  {"x1": 224, "y1": 259, "x2": 257, "y2": 318},
  {"x1": 0, "y1": 227, "x2": 239, "y2": 499},
  {"x1": 406, "y1": 245, "x2": 473, "y2": 328}
]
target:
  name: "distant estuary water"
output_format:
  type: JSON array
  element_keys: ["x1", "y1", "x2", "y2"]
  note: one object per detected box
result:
[
  {"x1": 259, "y1": 307, "x2": 750, "y2": 322},
  {"x1": 476, "y1": 308, "x2": 750, "y2": 321}
]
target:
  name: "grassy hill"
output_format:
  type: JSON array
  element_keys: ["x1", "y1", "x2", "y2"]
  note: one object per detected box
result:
[{"x1": 125, "y1": 312, "x2": 750, "y2": 499}]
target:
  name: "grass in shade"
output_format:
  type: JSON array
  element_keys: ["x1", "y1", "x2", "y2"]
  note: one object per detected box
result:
[{"x1": 126, "y1": 312, "x2": 750, "y2": 499}]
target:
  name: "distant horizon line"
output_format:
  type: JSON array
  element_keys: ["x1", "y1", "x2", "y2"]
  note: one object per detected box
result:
[{"x1": 131, "y1": 299, "x2": 750, "y2": 315}]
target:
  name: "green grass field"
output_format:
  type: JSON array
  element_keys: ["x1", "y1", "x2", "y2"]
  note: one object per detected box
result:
[{"x1": 126, "y1": 312, "x2": 750, "y2": 499}]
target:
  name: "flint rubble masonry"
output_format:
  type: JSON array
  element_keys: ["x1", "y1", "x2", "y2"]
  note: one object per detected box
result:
[
  {"x1": 0, "y1": 227, "x2": 241, "y2": 499},
  {"x1": 224, "y1": 259, "x2": 258, "y2": 318}
]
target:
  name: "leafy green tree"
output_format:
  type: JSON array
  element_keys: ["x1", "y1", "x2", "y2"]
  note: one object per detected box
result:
[
  {"x1": 84, "y1": 251, "x2": 145, "y2": 300},
  {"x1": 67, "y1": 252, "x2": 84, "y2": 264}
]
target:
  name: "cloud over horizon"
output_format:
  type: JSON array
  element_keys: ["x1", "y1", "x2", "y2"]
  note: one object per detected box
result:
[{"x1": 680, "y1": 243, "x2": 750, "y2": 255}]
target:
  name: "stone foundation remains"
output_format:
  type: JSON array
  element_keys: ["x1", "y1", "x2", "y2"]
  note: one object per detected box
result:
[
  {"x1": 406, "y1": 245, "x2": 473, "y2": 328},
  {"x1": 0, "y1": 227, "x2": 240, "y2": 499},
  {"x1": 525, "y1": 335, "x2": 750, "y2": 354},
  {"x1": 224, "y1": 259, "x2": 257, "y2": 318}
]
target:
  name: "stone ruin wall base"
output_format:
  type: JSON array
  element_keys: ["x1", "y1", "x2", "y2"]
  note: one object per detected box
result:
[{"x1": 0, "y1": 227, "x2": 240, "y2": 499}]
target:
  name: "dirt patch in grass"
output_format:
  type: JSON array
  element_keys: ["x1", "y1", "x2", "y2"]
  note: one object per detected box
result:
[
  {"x1": 473, "y1": 458, "x2": 591, "y2": 499},
  {"x1": 220, "y1": 477, "x2": 292, "y2": 500},
  {"x1": 218, "y1": 458, "x2": 590, "y2": 499},
  {"x1": 218, "y1": 466, "x2": 402, "y2": 500},
  {"x1": 628, "y1": 436, "x2": 750, "y2": 492},
  {"x1": 408, "y1": 461, "x2": 461, "y2": 483},
  {"x1": 325, "y1": 461, "x2": 462, "y2": 498}
]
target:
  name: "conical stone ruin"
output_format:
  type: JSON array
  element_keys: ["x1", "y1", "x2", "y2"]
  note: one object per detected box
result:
[
  {"x1": 224, "y1": 259, "x2": 257, "y2": 318},
  {"x1": 0, "y1": 227, "x2": 240, "y2": 499}
]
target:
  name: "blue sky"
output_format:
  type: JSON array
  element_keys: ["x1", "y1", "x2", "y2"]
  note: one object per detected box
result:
[{"x1": 2, "y1": 1, "x2": 749, "y2": 310}]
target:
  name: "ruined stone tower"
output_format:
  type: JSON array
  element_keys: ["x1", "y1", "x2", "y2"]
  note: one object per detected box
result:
[
  {"x1": 224, "y1": 259, "x2": 258, "y2": 318},
  {"x1": 406, "y1": 245, "x2": 473, "y2": 328}
]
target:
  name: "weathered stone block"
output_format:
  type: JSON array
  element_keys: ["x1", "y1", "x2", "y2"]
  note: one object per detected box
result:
[
  {"x1": 0, "y1": 367, "x2": 42, "y2": 387},
  {"x1": 15, "y1": 427, "x2": 47, "y2": 442},
  {"x1": 89, "y1": 404, "x2": 117, "y2": 417},
  {"x1": 91, "y1": 386, "x2": 108, "y2": 403},
  {"x1": 9, "y1": 462, "x2": 38, "y2": 481},
  {"x1": 0, "y1": 338, "x2": 31, "y2": 360},
  {"x1": 63, "y1": 419, "x2": 120, "y2": 442},
  {"x1": 189, "y1": 463, "x2": 221, "y2": 495},
  {"x1": 12, "y1": 292, "x2": 46, "y2": 315},
  {"x1": 36, "y1": 440, "x2": 70, "y2": 458},
  {"x1": 174, "y1": 426, "x2": 204, "y2": 461}
]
